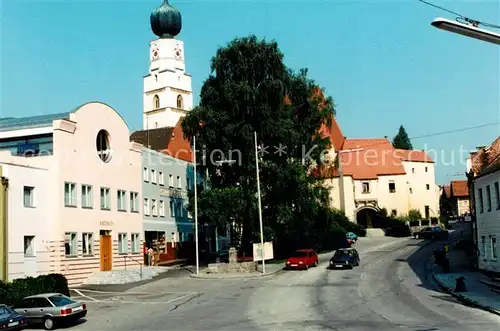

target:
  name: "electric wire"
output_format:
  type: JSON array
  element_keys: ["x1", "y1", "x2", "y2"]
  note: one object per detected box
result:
[
  {"x1": 337, "y1": 121, "x2": 500, "y2": 152},
  {"x1": 417, "y1": 0, "x2": 500, "y2": 29}
]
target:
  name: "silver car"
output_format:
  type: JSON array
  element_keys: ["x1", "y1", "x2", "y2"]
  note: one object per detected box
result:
[{"x1": 13, "y1": 293, "x2": 87, "y2": 330}]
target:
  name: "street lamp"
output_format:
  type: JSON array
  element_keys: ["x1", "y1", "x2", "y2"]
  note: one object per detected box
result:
[
  {"x1": 193, "y1": 136, "x2": 200, "y2": 274},
  {"x1": 254, "y1": 131, "x2": 265, "y2": 273},
  {"x1": 431, "y1": 17, "x2": 500, "y2": 45}
]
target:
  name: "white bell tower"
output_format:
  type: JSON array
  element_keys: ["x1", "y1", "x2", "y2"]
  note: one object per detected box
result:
[{"x1": 143, "y1": 1, "x2": 193, "y2": 130}]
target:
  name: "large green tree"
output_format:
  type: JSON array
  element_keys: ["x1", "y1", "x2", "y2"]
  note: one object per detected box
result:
[
  {"x1": 392, "y1": 125, "x2": 413, "y2": 150},
  {"x1": 182, "y1": 35, "x2": 340, "y2": 254}
]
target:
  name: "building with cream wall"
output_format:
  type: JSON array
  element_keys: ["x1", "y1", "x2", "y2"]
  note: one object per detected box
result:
[
  {"x1": 314, "y1": 115, "x2": 439, "y2": 227},
  {"x1": 0, "y1": 102, "x2": 143, "y2": 285}
]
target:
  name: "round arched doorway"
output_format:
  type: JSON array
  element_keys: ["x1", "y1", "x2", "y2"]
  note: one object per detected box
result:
[{"x1": 356, "y1": 208, "x2": 378, "y2": 229}]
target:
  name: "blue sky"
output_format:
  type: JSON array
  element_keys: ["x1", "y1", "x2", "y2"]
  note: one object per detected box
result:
[{"x1": 1, "y1": 0, "x2": 499, "y2": 184}]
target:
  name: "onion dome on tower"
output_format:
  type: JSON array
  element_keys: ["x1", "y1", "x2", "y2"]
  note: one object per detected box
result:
[{"x1": 150, "y1": 0, "x2": 182, "y2": 38}]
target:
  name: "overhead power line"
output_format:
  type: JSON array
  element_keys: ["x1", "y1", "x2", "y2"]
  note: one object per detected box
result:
[
  {"x1": 417, "y1": 0, "x2": 500, "y2": 29},
  {"x1": 339, "y1": 121, "x2": 500, "y2": 151}
]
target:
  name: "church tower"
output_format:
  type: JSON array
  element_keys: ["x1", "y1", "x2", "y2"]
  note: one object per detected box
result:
[{"x1": 143, "y1": 0, "x2": 193, "y2": 130}]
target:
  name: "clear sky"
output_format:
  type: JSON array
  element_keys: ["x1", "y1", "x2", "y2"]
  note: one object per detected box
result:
[{"x1": 1, "y1": 0, "x2": 499, "y2": 184}]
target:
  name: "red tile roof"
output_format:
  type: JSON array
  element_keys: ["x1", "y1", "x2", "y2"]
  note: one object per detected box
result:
[
  {"x1": 312, "y1": 135, "x2": 434, "y2": 180},
  {"x1": 160, "y1": 118, "x2": 193, "y2": 162},
  {"x1": 395, "y1": 149, "x2": 434, "y2": 163},
  {"x1": 319, "y1": 115, "x2": 345, "y2": 151},
  {"x1": 450, "y1": 180, "x2": 469, "y2": 198}
]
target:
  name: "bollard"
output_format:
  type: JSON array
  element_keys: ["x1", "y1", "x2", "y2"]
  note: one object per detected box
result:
[{"x1": 455, "y1": 276, "x2": 467, "y2": 292}]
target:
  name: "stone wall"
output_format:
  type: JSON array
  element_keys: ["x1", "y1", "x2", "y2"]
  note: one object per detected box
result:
[{"x1": 207, "y1": 261, "x2": 257, "y2": 274}]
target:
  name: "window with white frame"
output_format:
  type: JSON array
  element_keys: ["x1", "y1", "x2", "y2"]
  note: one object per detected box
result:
[
  {"x1": 152, "y1": 199, "x2": 157, "y2": 216},
  {"x1": 143, "y1": 167, "x2": 149, "y2": 182},
  {"x1": 159, "y1": 200, "x2": 165, "y2": 217},
  {"x1": 425, "y1": 167, "x2": 428, "y2": 172},
  {"x1": 159, "y1": 172, "x2": 164, "y2": 186},
  {"x1": 100, "y1": 187, "x2": 111, "y2": 210},
  {"x1": 177, "y1": 176, "x2": 182, "y2": 189},
  {"x1": 82, "y1": 232, "x2": 94, "y2": 255},
  {"x1": 144, "y1": 198, "x2": 150, "y2": 215},
  {"x1": 491, "y1": 236, "x2": 497, "y2": 260},
  {"x1": 23, "y1": 186, "x2": 34, "y2": 207},
  {"x1": 388, "y1": 182, "x2": 396, "y2": 193},
  {"x1": 426, "y1": 184, "x2": 430, "y2": 190},
  {"x1": 486, "y1": 185, "x2": 492, "y2": 212},
  {"x1": 151, "y1": 169, "x2": 157, "y2": 184},
  {"x1": 170, "y1": 200, "x2": 174, "y2": 217},
  {"x1": 169, "y1": 174, "x2": 174, "y2": 187},
  {"x1": 478, "y1": 188, "x2": 484, "y2": 213},
  {"x1": 24, "y1": 236, "x2": 35, "y2": 257},
  {"x1": 64, "y1": 182, "x2": 77, "y2": 207},
  {"x1": 130, "y1": 192, "x2": 139, "y2": 212},
  {"x1": 481, "y1": 236, "x2": 486, "y2": 258},
  {"x1": 118, "y1": 233, "x2": 128, "y2": 254},
  {"x1": 495, "y1": 182, "x2": 500, "y2": 210},
  {"x1": 81, "y1": 185, "x2": 92, "y2": 208},
  {"x1": 362, "y1": 182, "x2": 370, "y2": 194},
  {"x1": 131, "y1": 233, "x2": 140, "y2": 253},
  {"x1": 117, "y1": 190, "x2": 126, "y2": 211},
  {"x1": 65, "y1": 232, "x2": 77, "y2": 256}
]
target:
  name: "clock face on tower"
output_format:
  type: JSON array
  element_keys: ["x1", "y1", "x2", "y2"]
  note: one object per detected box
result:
[
  {"x1": 174, "y1": 47, "x2": 182, "y2": 60},
  {"x1": 152, "y1": 47, "x2": 159, "y2": 60}
]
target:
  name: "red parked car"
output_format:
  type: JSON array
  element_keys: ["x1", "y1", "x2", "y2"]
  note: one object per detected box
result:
[{"x1": 285, "y1": 249, "x2": 319, "y2": 270}]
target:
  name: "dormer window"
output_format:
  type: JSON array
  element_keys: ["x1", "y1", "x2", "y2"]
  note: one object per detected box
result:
[
  {"x1": 177, "y1": 94, "x2": 183, "y2": 109},
  {"x1": 153, "y1": 95, "x2": 160, "y2": 109}
]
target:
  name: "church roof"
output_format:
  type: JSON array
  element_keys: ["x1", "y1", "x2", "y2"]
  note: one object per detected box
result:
[
  {"x1": 150, "y1": 0, "x2": 182, "y2": 38},
  {"x1": 0, "y1": 112, "x2": 70, "y2": 132},
  {"x1": 130, "y1": 127, "x2": 174, "y2": 151}
]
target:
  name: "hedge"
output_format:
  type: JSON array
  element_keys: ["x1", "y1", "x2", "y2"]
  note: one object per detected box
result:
[{"x1": 0, "y1": 273, "x2": 70, "y2": 306}]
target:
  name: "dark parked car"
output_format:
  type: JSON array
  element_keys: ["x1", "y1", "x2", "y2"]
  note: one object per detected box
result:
[
  {"x1": 413, "y1": 226, "x2": 449, "y2": 240},
  {"x1": 0, "y1": 304, "x2": 27, "y2": 330},
  {"x1": 329, "y1": 248, "x2": 360, "y2": 269},
  {"x1": 13, "y1": 293, "x2": 87, "y2": 330}
]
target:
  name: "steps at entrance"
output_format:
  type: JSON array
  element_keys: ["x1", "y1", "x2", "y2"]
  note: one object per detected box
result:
[
  {"x1": 365, "y1": 228, "x2": 386, "y2": 237},
  {"x1": 83, "y1": 266, "x2": 170, "y2": 285}
]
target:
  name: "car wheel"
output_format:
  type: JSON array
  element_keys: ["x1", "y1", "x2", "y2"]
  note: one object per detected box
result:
[
  {"x1": 314, "y1": 260, "x2": 318, "y2": 267},
  {"x1": 414, "y1": 234, "x2": 419, "y2": 239},
  {"x1": 44, "y1": 317, "x2": 55, "y2": 330}
]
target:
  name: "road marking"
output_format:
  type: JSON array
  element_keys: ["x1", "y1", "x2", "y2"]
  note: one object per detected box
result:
[
  {"x1": 73, "y1": 288, "x2": 195, "y2": 295},
  {"x1": 73, "y1": 289, "x2": 98, "y2": 302}
]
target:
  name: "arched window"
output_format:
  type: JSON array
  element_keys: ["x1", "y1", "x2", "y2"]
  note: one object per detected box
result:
[
  {"x1": 153, "y1": 95, "x2": 160, "y2": 109},
  {"x1": 176, "y1": 94, "x2": 183, "y2": 109}
]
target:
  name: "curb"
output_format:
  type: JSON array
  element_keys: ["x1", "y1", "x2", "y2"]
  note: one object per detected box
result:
[
  {"x1": 428, "y1": 244, "x2": 500, "y2": 317},
  {"x1": 189, "y1": 267, "x2": 284, "y2": 280}
]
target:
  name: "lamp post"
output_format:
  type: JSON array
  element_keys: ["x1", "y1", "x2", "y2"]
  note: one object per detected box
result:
[
  {"x1": 254, "y1": 132, "x2": 265, "y2": 273},
  {"x1": 431, "y1": 17, "x2": 500, "y2": 45},
  {"x1": 193, "y1": 136, "x2": 200, "y2": 275}
]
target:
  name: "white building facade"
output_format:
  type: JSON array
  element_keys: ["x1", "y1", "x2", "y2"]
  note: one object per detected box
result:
[{"x1": 0, "y1": 102, "x2": 144, "y2": 286}]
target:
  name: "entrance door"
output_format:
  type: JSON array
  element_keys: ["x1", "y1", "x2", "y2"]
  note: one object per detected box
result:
[{"x1": 100, "y1": 232, "x2": 112, "y2": 271}]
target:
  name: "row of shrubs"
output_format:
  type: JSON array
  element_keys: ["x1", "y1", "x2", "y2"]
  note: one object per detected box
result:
[{"x1": 0, "y1": 274, "x2": 70, "y2": 306}]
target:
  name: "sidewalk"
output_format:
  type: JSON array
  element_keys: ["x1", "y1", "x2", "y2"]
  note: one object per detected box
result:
[
  {"x1": 189, "y1": 262, "x2": 284, "y2": 279},
  {"x1": 432, "y1": 248, "x2": 500, "y2": 316}
]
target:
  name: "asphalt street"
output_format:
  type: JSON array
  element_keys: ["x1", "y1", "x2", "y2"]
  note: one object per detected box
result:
[{"x1": 49, "y1": 236, "x2": 500, "y2": 331}]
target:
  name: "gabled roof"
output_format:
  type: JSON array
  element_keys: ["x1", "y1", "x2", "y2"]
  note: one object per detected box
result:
[
  {"x1": 396, "y1": 149, "x2": 434, "y2": 163},
  {"x1": 161, "y1": 118, "x2": 193, "y2": 162},
  {"x1": 130, "y1": 127, "x2": 174, "y2": 151},
  {"x1": 450, "y1": 180, "x2": 469, "y2": 198},
  {"x1": 476, "y1": 153, "x2": 500, "y2": 179},
  {"x1": 0, "y1": 112, "x2": 71, "y2": 132}
]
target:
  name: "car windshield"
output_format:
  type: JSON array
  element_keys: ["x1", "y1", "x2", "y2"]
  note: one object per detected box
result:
[
  {"x1": 48, "y1": 295, "x2": 74, "y2": 307},
  {"x1": 292, "y1": 251, "x2": 309, "y2": 257},
  {"x1": 0, "y1": 306, "x2": 14, "y2": 317},
  {"x1": 334, "y1": 250, "x2": 351, "y2": 257}
]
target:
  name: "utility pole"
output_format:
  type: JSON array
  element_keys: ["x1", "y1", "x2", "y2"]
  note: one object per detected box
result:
[
  {"x1": 254, "y1": 132, "x2": 265, "y2": 273},
  {"x1": 193, "y1": 136, "x2": 199, "y2": 274}
]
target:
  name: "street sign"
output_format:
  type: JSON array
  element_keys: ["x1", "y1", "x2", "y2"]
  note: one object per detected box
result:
[{"x1": 253, "y1": 242, "x2": 274, "y2": 261}]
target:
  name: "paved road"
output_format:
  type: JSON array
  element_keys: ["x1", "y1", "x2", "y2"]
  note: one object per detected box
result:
[{"x1": 53, "y1": 236, "x2": 500, "y2": 331}]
